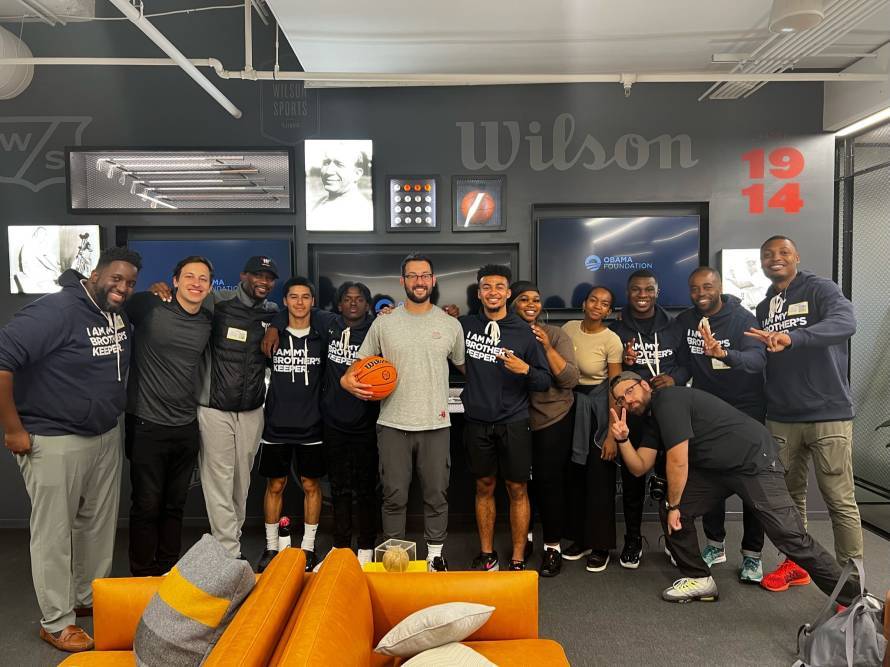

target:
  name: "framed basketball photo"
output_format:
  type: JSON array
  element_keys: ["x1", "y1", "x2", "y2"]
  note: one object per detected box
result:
[{"x1": 452, "y1": 175, "x2": 506, "y2": 232}]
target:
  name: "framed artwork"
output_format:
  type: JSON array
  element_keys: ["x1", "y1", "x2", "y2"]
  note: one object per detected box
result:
[
  {"x1": 452, "y1": 175, "x2": 506, "y2": 232},
  {"x1": 8, "y1": 225, "x2": 101, "y2": 294},
  {"x1": 67, "y1": 148, "x2": 294, "y2": 213},
  {"x1": 719, "y1": 248, "x2": 770, "y2": 314},
  {"x1": 305, "y1": 139, "x2": 374, "y2": 232},
  {"x1": 386, "y1": 176, "x2": 439, "y2": 232}
]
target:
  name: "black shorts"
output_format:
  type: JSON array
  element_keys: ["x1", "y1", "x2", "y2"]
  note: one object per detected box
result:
[
  {"x1": 464, "y1": 418, "x2": 532, "y2": 482},
  {"x1": 258, "y1": 441, "x2": 327, "y2": 480}
]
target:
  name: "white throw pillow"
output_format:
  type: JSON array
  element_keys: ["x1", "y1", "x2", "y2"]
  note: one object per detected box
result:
[
  {"x1": 373, "y1": 602, "x2": 495, "y2": 657},
  {"x1": 402, "y1": 642, "x2": 496, "y2": 666}
]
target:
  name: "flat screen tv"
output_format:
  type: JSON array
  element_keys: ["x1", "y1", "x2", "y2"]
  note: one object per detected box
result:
[
  {"x1": 128, "y1": 237, "x2": 293, "y2": 305},
  {"x1": 535, "y1": 216, "x2": 702, "y2": 310},
  {"x1": 309, "y1": 244, "x2": 518, "y2": 315}
]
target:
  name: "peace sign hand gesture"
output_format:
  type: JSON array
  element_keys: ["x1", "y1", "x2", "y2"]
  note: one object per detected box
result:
[
  {"x1": 698, "y1": 323, "x2": 726, "y2": 359},
  {"x1": 609, "y1": 407, "x2": 630, "y2": 443}
]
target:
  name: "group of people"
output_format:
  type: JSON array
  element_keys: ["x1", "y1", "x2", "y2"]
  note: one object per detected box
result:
[{"x1": 0, "y1": 234, "x2": 864, "y2": 653}]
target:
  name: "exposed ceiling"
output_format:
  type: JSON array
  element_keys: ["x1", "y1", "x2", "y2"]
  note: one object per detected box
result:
[{"x1": 268, "y1": 0, "x2": 890, "y2": 93}]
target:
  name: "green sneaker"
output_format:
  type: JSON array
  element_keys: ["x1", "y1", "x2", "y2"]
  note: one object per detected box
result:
[
  {"x1": 662, "y1": 576, "x2": 719, "y2": 603},
  {"x1": 701, "y1": 544, "x2": 726, "y2": 567},
  {"x1": 739, "y1": 555, "x2": 763, "y2": 584}
]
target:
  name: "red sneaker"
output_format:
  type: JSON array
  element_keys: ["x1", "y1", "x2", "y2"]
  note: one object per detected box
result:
[{"x1": 761, "y1": 559, "x2": 812, "y2": 592}]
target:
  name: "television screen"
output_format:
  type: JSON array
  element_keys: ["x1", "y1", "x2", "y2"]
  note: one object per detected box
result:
[
  {"x1": 535, "y1": 216, "x2": 701, "y2": 310},
  {"x1": 8, "y1": 225, "x2": 101, "y2": 294},
  {"x1": 129, "y1": 238, "x2": 293, "y2": 305},
  {"x1": 309, "y1": 244, "x2": 518, "y2": 315}
]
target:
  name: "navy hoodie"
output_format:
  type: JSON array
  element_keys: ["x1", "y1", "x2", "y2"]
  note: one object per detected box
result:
[
  {"x1": 609, "y1": 305, "x2": 689, "y2": 385},
  {"x1": 320, "y1": 313, "x2": 380, "y2": 433},
  {"x1": 0, "y1": 269, "x2": 131, "y2": 436},
  {"x1": 262, "y1": 323, "x2": 326, "y2": 444},
  {"x1": 756, "y1": 270, "x2": 856, "y2": 422},
  {"x1": 675, "y1": 294, "x2": 766, "y2": 420},
  {"x1": 459, "y1": 312, "x2": 551, "y2": 423}
]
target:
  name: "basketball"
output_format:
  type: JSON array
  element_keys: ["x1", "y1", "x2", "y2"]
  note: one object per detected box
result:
[
  {"x1": 459, "y1": 190, "x2": 496, "y2": 226},
  {"x1": 351, "y1": 355, "x2": 398, "y2": 400}
]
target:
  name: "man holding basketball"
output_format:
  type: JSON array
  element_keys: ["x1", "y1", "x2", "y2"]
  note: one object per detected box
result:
[{"x1": 342, "y1": 254, "x2": 464, "y2": 572}]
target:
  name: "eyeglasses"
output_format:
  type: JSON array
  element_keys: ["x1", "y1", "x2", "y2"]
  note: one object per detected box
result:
[
  {"x1": 613, "y1": 381, "x2": 641, "y2": 407},
  {"x1": 403, "y1": 272, "x2": 433, "y2": 282}
]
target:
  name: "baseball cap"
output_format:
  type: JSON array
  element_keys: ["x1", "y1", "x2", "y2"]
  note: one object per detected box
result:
[
  {"x1": 243, "y1": 256, "x2": 279, "y2": 278},
  {"x1": 608, "y1": 370, "x2": 643, "y2": 392}
]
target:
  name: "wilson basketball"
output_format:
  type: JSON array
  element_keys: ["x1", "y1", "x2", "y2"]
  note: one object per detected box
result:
[
  {"x1": 351, "y1": 355, "x2": 398, "y2": 400},
  {"x1": 459, "y1": 190, "x2": 495, "y2": 225}
]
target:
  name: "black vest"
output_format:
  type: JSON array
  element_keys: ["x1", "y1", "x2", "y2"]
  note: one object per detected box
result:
[{"x1": 208, "y1": 297, "x2": 275, "y2": 411}]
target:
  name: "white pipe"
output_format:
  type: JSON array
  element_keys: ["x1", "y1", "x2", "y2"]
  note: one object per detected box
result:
[
  {"x1": 243, "y1": 0, "x2": 254, "y2": 78},
  {"x1": 105, "y1": 0, "x2": 242, "y2": 118},
  {"x1": 0, "y1": 57, "x2": 882, "y2": 86}
]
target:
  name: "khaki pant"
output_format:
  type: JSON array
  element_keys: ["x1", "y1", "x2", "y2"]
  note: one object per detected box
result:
[
  {"x1": 767, "y1": 419, "x2": 863, "y2": 565},
  {"x1": 197, "y1": 406, "x2": 264, "y2": 557},
  {"x1": 17, "y1": 424, "x2": 122, "y2": 633}
]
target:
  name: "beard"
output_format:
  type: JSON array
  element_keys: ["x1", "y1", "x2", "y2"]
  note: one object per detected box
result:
[
  {"x1": 403, "y1": 284, "x2": 430, "y2": 304},
  {"x1": 92, "y1": 285, "x2": 124, "y2": 313}
]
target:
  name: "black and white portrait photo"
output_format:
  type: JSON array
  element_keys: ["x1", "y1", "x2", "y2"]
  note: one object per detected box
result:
[
  {"x1": 305, "y1": 139, "x2": 374, "y2": 232},
  {"x1": 720, "y1": 248, "x2": 771, "y2": 314},
  {"x1": 8, "y1": 225, "x2": 100, "y2": 294}
]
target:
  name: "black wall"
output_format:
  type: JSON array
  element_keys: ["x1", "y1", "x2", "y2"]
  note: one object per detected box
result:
[{"x1": 0, "y1": 10, "x2": 835, "y2": 523}]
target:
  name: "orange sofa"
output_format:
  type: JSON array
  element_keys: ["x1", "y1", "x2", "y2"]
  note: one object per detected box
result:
[
  {"x1": 58, "y1": 547, "x2": 308, "y2": 667},
  {"x1": 271, "y1": 548, "x2": 569, "y2": 666},
  {"x1": 59, "y1": 547, "x2": 568, "y2": 666}
]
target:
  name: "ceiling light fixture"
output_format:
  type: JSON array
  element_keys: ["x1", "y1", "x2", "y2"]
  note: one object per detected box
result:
[
  {"x1": 836, "y1": 106, "x2": 890, "y2": 137},
  {"x1": 769, "y1": 0, "x2": 825, "y2": 33}
]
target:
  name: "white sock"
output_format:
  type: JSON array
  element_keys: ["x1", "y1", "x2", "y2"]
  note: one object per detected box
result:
[
  {"x1": 527, "y1": 532, "x2": 533, "y2": 542},
  {"x1": 427, "y1": 543, "x2": 443, "y2": 560},
  {"x1": 357, "y1": 549, "x2": 373, "y2": 565},
  {"x1": 265, "y1": 523, "x2": 279, "y2": 551},
  {"x1": 545, "y1": 543, "x2": 561, "y2": 553},
  {"x1": 301, "y1": 523, "x2": 318, "y2": 552}
]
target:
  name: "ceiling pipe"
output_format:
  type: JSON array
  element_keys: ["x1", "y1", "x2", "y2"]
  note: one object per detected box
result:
[
  {"x1": 105, "y1": 0, "x2": 242, "y2": 118},
  {"x1": 0, "y1": 56, "x2": 883, "y2": 86}
]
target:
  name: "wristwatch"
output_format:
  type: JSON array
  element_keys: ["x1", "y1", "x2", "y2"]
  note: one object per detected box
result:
[{"x1": 665, "y1": 501, "x2": 680, "y2": 512}]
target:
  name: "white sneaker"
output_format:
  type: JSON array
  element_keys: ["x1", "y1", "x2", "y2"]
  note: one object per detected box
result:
[{"x1": 662, "y1": 576, "x2": 719, "y2": 603}]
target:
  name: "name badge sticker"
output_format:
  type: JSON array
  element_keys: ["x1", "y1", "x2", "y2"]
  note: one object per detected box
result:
[
  {"x1": 788, "y1": 302, "x2": 809, "y2": 316},
  {"x1": 711, "y1": 357, "x2": 731, "y2": 370},
  {"x1": 226, "y1": 327, "x2": 248, "y2": 342}
]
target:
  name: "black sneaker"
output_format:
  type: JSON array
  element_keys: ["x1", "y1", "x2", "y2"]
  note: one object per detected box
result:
[
  {"x1": 620, "y1": 536, "x2": 643, "y2": 569},
  {"x1": 509, "y1": 559, "x2": 526, "y2": 571},
  {"x1": 471, "y1": 551, "x2": 499, "y2": 572},
  {"x1": 256, "y1": 549, "x2": 278, "y2": 573},
  {"x1": 561, "y1": 543, "x2": 592, "y2": 561},
  {"x1": 586, "y1": 550, "x2": 610, "y2": 572},
  {"x1": 427, "y1": 556, "x2": 448, "y2": 572},
  {"x1": 539, "y1": 548, "x2": 562, "y2": 578},
  {"x1": 303, "y1": 550, "x2": 318, "y2": 572}
]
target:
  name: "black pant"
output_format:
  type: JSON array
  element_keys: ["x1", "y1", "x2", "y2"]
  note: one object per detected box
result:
[
  {"x1": 126, "y1": 415, "x2": 200, "y2": 576},
  {"x1": 702, "y1": 501, "x2": 765, "y2": 553},
  {"x1": 701, "y1": 404, "x2": 766, "y2": 553},
  {"x1": 325, "y1": 423, "x2": 379, "y2": 550},
  {"x1": 663, "y1": 462, "x2": 857, "y2": 605},
  {"x1": 530, "y1": 405, "x2": 575, "y2": 545}
]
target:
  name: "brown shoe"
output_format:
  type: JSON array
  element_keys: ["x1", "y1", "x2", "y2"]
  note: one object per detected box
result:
[
  {"x1": 39, "y1": 625, "x2": 94, "y2": 652},
  {"x1": 74, "y1": 606, "x2": 93, "y2": 618}
]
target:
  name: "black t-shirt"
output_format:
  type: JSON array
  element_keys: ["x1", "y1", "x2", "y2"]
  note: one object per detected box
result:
[
  {"x1": 125, "y1": 292, "x2": 213, "y2": 427},
  {"x1": 639, "y1": 386, "x2": 776, "y2": 474}
]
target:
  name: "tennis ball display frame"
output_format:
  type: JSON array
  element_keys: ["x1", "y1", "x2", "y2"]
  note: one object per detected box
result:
[{"x1": 451, "y1": 174, "x2": 506, "y2": 232}]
